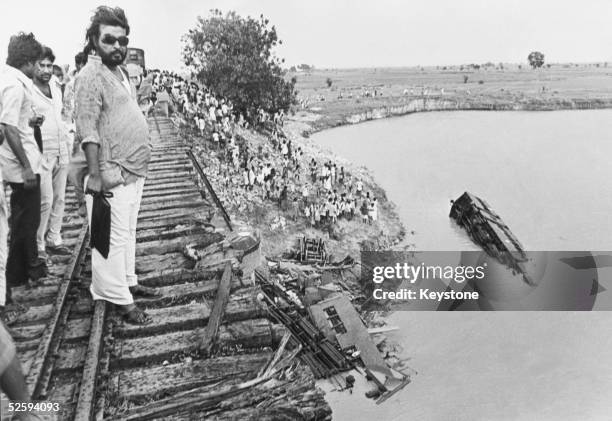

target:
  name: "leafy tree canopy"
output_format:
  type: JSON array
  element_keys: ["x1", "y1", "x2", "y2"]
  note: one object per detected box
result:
[
  {"x1": 182, "y1": 9, "x2": 297, "y2": 117},
  {"x1": 528, "y1": 51, "x2": 545, "y2": 69}
]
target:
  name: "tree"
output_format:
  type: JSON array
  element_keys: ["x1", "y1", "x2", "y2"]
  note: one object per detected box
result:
[
  {"x1": 181, "y1": 9, "x2": 297, "y2": 117},
  {"x1": 527, "y1": 51, "x2": 545, "y2": 69}
]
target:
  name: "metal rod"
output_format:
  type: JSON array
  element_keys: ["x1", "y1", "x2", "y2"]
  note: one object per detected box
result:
[{"x1": 186, "y1": 149, "x2": 233, "y2": 232}]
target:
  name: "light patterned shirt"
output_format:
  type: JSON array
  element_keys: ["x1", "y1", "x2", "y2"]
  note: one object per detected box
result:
[{"x1": 74, "y1": 55, "x2": 151, "y2": 188}]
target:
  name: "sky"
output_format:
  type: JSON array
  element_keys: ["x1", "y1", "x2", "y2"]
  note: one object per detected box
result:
[{"x1": 1, "y1": 0, "x2": 612, "y2": 71}]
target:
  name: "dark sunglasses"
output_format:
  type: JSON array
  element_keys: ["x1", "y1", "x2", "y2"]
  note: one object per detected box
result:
[{"x1": 100, "y1": 35, "x2": 129, "y2": 47}]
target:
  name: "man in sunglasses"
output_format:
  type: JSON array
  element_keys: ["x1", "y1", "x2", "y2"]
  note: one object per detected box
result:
[{"x1": 73, "y1": 6, "x2": 158, "y2": 325}]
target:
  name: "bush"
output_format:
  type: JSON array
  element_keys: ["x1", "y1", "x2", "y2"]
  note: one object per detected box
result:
[{"x1": 182, "y1": 10, "x2": 297, "y2": 117}]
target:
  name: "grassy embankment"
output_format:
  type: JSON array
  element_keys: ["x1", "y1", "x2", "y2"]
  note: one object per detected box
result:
[{"x1": 291, "y1": 64, "x2": 612, "y2": 131}]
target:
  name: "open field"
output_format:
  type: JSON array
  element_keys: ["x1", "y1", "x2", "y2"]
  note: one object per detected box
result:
[{"x1": 290, "y1": 65, "x2": 612, "y2": 130}]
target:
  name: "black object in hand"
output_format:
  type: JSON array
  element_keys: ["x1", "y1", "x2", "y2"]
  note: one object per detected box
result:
[
  {"x1": 34, "y1": 125, "x2": 43, "y2": 152},
  {"x1": 89, "y1": 191, "x2": 113, "y2": 259}
]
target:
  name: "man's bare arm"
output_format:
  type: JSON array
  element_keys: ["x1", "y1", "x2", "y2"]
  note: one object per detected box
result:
[{"x1": 83, "y1": 143, "x2": 102, "y2": 193}]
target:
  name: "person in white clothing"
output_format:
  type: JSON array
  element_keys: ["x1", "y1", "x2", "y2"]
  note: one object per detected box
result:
[
  {"x1": 31, "y1": 46, "x2": 71, "y2": 258},
  {"x1": 0, "y1": 33, "x2": 47, "y2": 304},
  {"x1": 75, "y1": 7, "x2": 157, "y2": 324}
]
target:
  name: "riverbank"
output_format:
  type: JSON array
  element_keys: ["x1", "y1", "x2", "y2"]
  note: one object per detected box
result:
[
  {"x1": 292, "y1": 65, "x2": 612, "y2": 133},
  {"x1": 177, "y1": 117, "x2": 406, "y2": 264},
  {"x1": 307, "y1": 95, "x2": 612, "y2": 133}
]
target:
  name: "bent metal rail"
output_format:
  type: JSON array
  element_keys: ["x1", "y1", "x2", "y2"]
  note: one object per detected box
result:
[{"x1": 186, "y1": 149, "x2": 233, "y2": 232}]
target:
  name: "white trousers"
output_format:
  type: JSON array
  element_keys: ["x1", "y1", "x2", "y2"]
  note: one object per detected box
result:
[
  {"x1": 85, "y1": 176, "x2": 145, "y2": 306},
  {"x1": 0, "y1": 182, "x2": 8, "y2": 306},
  {"x1": 37, "y1": 155, "x2": 69, "y2": 250}
]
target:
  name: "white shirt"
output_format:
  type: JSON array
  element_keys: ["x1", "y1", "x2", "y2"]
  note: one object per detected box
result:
[
  {"x1": 0, "y1": 65, "x2": 42, "y2": 182},
  {"x1": 120, "y1": 68, "x2": 132, "y2": 95},
  {"x1": 31, "y1": 77, "x2": 70, "y2": 166}
]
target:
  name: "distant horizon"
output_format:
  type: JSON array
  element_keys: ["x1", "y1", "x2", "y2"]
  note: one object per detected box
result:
[
  {"x1": 2, "y1": 0, "x2": 611, "y2": 72},
  {"x1": 287, "y1": 60, "x2": 611, "y2": 71}
]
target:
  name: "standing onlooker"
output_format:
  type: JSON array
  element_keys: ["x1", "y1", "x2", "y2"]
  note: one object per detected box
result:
[
  {"x1": 62, "y1": 52, "x2": 87, "y2": 127},
  {"x1": 51, "y1": 64, "x2": 64, "y2": 96},
  {"x1": 74, "y1": 6, "x2": 157, "y2": 324},
  {"x1": 32, "y1": 46, "x2": 71, "y2": 257},
  {"x1": 63, "y1": 52, "x2": 87, "y2": 217},
  {"x1": 0, "y1": 33, "x2": 46, "y2": 305}
]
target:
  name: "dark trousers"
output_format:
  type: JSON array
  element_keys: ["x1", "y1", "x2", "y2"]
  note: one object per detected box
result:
[{"x1": 6, "y1": 177, "x2": 45, "y2": 301}]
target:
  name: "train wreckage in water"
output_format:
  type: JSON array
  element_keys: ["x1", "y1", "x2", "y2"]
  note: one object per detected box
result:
[{"x1": 450, "y1": 192, "x2": 534, "y2": 285}]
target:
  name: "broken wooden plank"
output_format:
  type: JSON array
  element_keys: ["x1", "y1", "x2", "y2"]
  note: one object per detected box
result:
[
  {"x1": 136, "y1": 225, "x2": 209, "y2": 244},
  {"x1": 114, "y1": 353, "x2": 271, "y2": 399},
  {"x1": 136, "y1": 234, "x2": 218, "y2": 256},
  {"x1": 117, "y1": 370, "x2": 275, "y2": 421},
  {"x1": 132, "y1": 277, "x2": 244, "y2": 308},
  {"x1": 259, "y1": 331, "x2": 292, "y2": 378},
  {"x1": 199, "y1": 263, "x2": 233, "y2": 355},
  {"x1": 113, "y1": 319, "x2": 284, "y2": 368}
]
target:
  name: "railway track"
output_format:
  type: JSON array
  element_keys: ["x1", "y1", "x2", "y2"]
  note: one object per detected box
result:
[{"x1": 4, "y1": 115, "x2": 330, "y2": 420}]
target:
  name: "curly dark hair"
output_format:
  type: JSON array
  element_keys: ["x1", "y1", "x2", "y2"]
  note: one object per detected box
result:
[
  {"x1": 75, "y1": 51, "x2": 87, "y2": 67},
  {"x1": 83, "y1": 6, "x2": 130, "y2": 55},
  {"x1": 6, "y1": 32, "x2": 43, "y2": 68},
  {"x1": 39, "y1": 46, "x2": 56, "y2": 63}
]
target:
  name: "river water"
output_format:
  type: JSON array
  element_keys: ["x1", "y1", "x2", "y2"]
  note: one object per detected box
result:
[
  {"x1": 312, "y1": 110, "x2": 612, "y2": 420},
  {"x1": 312, "y1": 109, "x2": 612, "y2": 251}
]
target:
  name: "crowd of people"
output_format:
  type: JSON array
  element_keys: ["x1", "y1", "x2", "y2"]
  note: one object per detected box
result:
[{"x1": 172, "y1": 78, "x2": 381, "y2": 234}]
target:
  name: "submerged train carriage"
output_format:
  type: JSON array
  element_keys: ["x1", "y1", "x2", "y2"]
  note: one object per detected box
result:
[{"x1": 450, "y1": 191, "x2": 534, "y2": 285}]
